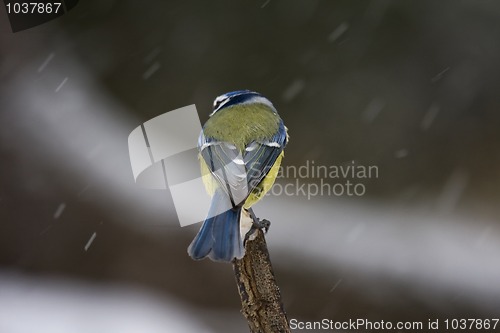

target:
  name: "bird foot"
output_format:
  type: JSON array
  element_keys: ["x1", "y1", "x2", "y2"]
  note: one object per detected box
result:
[{"x1": 243, "y1": 208, "x2": 271, "y2": 245}]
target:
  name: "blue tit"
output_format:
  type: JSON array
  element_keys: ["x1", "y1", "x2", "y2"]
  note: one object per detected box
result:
[{"x1": 188, "y1": 90, "x2": 288, "y2": 262}]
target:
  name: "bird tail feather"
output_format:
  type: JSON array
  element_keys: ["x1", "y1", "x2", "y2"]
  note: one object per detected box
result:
[{"x1": 188, "y1": 191, "x2": 244, "y2": 262}]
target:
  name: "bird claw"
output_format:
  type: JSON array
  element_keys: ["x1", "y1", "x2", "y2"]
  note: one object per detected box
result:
[
  {"x1": 243, "y1": 209, "x2": 271, "y2": 246},
  {"x1": 254, "y1": 218, "x2": 271, "y2": 233}
]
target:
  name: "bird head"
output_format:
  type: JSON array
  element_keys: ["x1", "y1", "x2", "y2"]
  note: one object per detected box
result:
[{"x1": 210, "y1": 90, "x2": 278, "y2": 117}]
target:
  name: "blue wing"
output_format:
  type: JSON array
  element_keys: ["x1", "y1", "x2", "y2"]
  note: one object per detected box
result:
[
  {"x1": 198, "y1": 121, "x2": 287, "y2": 207},
  {"x1": 198, "y1": 136, "x2": 249, "y2": 207},
  {"x1": 243, "y1": 121, "x2": 287, "y2": 192}
]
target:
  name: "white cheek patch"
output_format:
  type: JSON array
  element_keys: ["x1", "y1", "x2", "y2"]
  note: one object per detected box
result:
[
  {"x1": 209, "y1": 96, "x2": 232, "y2": 116},
  {"x1": 213, "y1": 95, "x2": 226, "y2": 106}
]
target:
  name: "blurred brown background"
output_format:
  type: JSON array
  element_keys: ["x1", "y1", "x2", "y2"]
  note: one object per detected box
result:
[{"x1": 1, "y1": 1, "x2": 500, "y2": 332}]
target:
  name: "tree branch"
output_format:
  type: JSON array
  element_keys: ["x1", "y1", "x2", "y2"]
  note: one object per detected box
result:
[{"x1": 233, "y1": 229, "x2": 291, "y2": 333}]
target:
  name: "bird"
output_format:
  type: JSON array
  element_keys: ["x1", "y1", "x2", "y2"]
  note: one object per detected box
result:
[{"x1": 188, "y1": 90, "x2": 288, "y2": 262}]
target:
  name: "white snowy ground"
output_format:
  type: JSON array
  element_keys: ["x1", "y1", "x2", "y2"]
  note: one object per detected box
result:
[{"x1": 0, "y1": 272, "x2": 217, "y2": 333}]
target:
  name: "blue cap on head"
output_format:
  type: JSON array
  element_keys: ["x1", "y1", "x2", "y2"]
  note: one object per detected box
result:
[{"x1": 210, "y1": 90, "x2": 276, "y2": 116}]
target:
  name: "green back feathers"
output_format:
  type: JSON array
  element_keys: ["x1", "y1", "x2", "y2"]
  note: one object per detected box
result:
[{"x1": 203, "y1": 103, "x2": 280, "y2": 151}]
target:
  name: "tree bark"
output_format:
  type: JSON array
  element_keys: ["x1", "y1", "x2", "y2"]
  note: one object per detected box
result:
[{"x1": 233, "y1": 230, "x2": 291, "y2": 333}]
